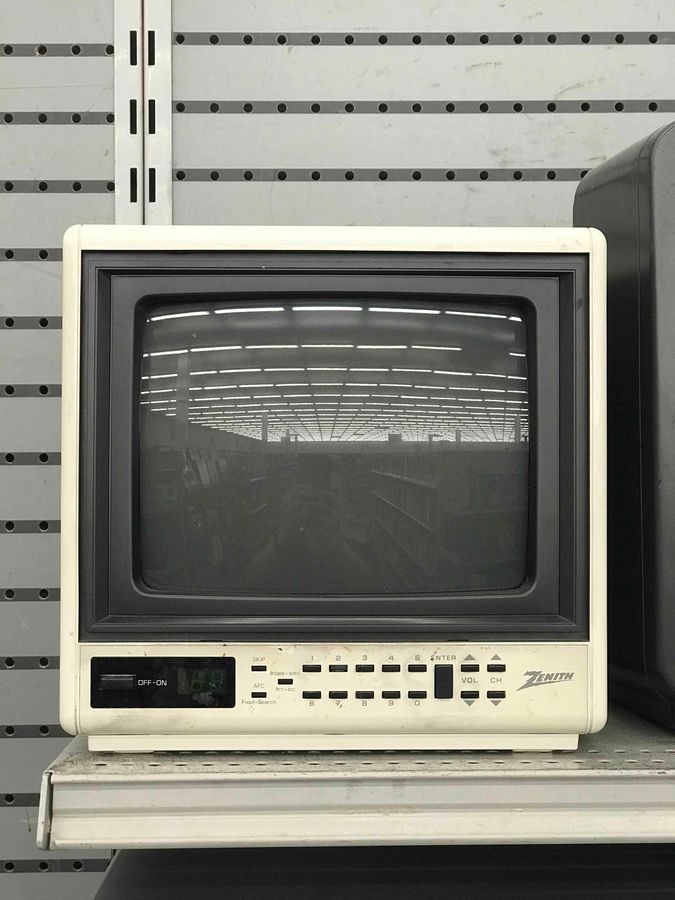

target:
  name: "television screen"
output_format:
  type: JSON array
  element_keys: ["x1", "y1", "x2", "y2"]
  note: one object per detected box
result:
[{"x1": 138, "y1": 299, "x2": 530, "y2": 596}]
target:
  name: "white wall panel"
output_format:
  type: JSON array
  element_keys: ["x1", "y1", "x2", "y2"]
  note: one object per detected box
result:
[{"x1": 173, "y1": 0, "x2": 675, "y2": 32}]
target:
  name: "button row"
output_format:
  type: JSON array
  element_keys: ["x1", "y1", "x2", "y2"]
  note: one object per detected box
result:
[
  {"x1": 460, "y1": 690, "x2": 507, "y2": 699},
  {"x1": 300, "y1": 690, "x2": 429, "y2": 700},
  {"x1": 251, "y1": 663, "x2": 430, "y2": 673}
]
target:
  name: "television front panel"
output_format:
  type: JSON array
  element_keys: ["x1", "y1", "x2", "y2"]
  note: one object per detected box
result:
[{"x1": 60, "y1": 225, "x2": 606, "y2": 751}]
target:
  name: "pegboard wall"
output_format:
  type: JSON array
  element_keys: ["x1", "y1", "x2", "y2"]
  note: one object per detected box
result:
[{"x1": 1, "y1": 0, "x2": 674, "y2": 896}]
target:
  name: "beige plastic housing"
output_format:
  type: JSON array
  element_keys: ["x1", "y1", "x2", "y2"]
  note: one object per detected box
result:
[{"x1": 60, "y1": 225, "x2": 607, "y2": 752}]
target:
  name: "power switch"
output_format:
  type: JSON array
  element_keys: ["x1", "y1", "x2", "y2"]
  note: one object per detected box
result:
[
  {"x1": 99, "y1": 674, "x2": 136, "y2": 691},
  {"x1": 434, "y1": 665, "x2": 453, "y2": 699}
]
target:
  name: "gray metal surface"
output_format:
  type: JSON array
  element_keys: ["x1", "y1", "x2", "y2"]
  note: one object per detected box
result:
[
  {"x1": 170, "y1": 0, "x2": 675, "y2": 227},
  {"x1": 40, "y1": 706, "x2": 675, "y2": 848},
  {"x1": 0, "y1": 0, "x2": 113, "y2": 892}
]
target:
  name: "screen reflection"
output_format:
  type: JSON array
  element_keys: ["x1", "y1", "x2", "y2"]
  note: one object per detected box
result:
[{"x1": 139, "y1": 299, "x2": 529, "y2": 595}]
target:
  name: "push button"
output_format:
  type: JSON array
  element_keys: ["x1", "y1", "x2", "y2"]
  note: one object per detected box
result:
[
  {"x1": 434, "y1": 664, "x2": 453, "y2": 699},
  {"x1": 355, "y1": 664, "x2": 375, "y2": 673},
  {"x1": 302, "y1": 664, "x2": 321, "y2": 673},
  {"x1": 99, "y1": 674, "x2": 136, "y2": 691},
  {"x1": 460, "y1": 663, "x2": 479, "y2": 673},
  {"x1": 487, "y1": 663, "x2": 506, "y2": 673}
]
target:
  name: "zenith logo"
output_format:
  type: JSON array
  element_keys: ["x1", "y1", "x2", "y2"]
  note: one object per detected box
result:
[{"x1": 517, "y1": 670, "x2": 575, "y2": 691}]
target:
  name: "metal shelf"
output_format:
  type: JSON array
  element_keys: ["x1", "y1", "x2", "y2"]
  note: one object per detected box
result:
[{"x1": 38, "y1": 704, "x2": 675, "y2": 851}]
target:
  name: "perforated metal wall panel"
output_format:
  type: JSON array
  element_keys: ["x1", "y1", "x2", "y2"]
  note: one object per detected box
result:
[
  {"x1": 0, "y1": 0, "x2": 114, "y2": 890},
  {"x1": 167, "y1": 0, "x2": 675, "y2": 227},
  {"x1": 2, "y1": 0, "x2": 675, "y2": 891}
]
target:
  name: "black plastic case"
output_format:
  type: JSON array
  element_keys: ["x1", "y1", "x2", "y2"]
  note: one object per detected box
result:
[{"x1": 574, "y1": 121, "x2": 675, "y2": 727}]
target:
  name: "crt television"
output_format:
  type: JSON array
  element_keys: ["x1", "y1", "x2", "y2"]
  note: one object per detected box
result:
[
  {"x1": 60, "y1": 225, "x2": 606, "y2": 751},
  {"x1": 574, "y1": 121, "x2": 675, "y2": 728}
]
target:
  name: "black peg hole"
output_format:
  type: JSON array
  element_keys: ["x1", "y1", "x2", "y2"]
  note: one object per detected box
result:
[
  {"x1": 547, "y1": 34, "x2": 557, "y2": 44},
  {"x1": 311, "y1": 35, "x2": 320, "y2": 45},
  {"x1": 378, "y1": 103, "x2": 388, "y2": 113},
  {"x1": 580, "y1": 102, "x2": 590, "y2": 111},
  {"x1": 209, "y1": 102, "x2": 219, "y2": 113},
  {"x1": 4, "y1": 658, "x2": 14, "y2": 669},
  {"x1": 71, "y1": 113, "x2": 81, "y2": 123},
  {"x1": 547, "y1": 170, "x2": 557, "y2": 180},
  {"x1": 277, "y1": 35, "x2": 287, "y2": 45},
  {"x1": 649, "y1": 101, "x2": 659, "y2": 111},
  {"x1": 412, "y1": 35, "x2": 422, "y2": 44},
  {"x1": 4, "y1": 793, "x2": 15, "y2": 803},
  {"x1": 5, "y1": 521, "x2": 15, "y2": 531},
  {"x1": 446, "y1": 170, "x2": 455, "y2": 180},
  {"x1": 39, "y1": 385, "x2": 49, "y2": 394},
  {"x1": 277, "y1": 170, "x2": 287, "y2": 180},
  {"x1": 277, "y1": 103, "x2": 287, "y2": 112},
  {"x1": 4, "y1": 385, "x2": 15, "y2": 394},
  {"x1": 4, "y1": 861, "x2": 15, "y2": 871},
  {"x1": 37, "y1": 45, "x2": 47, "y2": 55},
  {"x1": 39, "y1": 725, "x2": 50, "y2": 735},
  {"x1": 445, "y1": 34, "x2": 455, "y2": 44},
  {"x1": 412, "y1": 102, "x2": 422, "y2": 112},
  {"x1": 412, "y1": 170, "x2": 422, "y2": 180},
  {"x1": 580, "y1": 169, "x2": 589, "y2": 178},
  {"x1": 71, "y1": 44, "x2": 81, "y2": 55},
  {"x1": 4, "y1": 589, "x2": 15, "y2": 598},
  {"x1": 39, "y1": 451, "x2": 49, "y2": 460},
  {"x1": 38, "y1": 114, "x2": 47, "y2": 123},
  {"x1": 311, "y1": 103, "x2": 320, "y2": 112},
  {"x1": 106, "y1": 181, "x2": 115, "y2": 191},
  {"x1": 4, "y1": 114, "x2": 14, "y2": 123},
  {"x1": 175, "y1": 34, "x2": 185, "y2": 44},
  {"x1": 72, "y1": 181, "x2": 81, "y2": 191},
  {"x1": 210, "y1": 170, "x2": 219, "y2": 180},
  {"x1": 344, "y1": 102, "x2": 354, "y2": 112},
  {"x1": 649, "y1": 33, "x2": 658, "y2": 43},
  {"x1": 243, "y1": 103, "x2": 253, "y2": 113},
  {"x1": 176, "y1": 171, "x2": 185, "y2": 180},
  {"x1": 5, "y1": 726, "x2": 15, "y2": 736},
  {"x1": 311, "y1": 170, "x2": 321, "y2": 180},
  {"x1": 4, "y1": 317, "x2": 14, "y2": 327},
  {"x1": 378, "y1": 35, "x2": 388, "y2": 44},
  {"x1": 176, "y1": 102, "x2": 185, "y2": 112},
  {"x1": 378, "y1": 170, "x2": 388, "y2": 180},
  {"x1": 38, "y1": 657, "x2": 49, "y2": 668},
  {"x1": 345, "y1": 170, "x2": 355, "y2": 181},
  {"x1": 39, "y1": 589, "x2": 49, "y2": 598},
  {"x1": 479, "y1": 34, "x2": 489, "y2": 44},
  {"x1": 38, "y1": 861, "x2": 49, "y2": 871},
  {"x1": 105, "y1": 45, "x2": 114, "y2": 55},
  {"x1": 479, "y1": 102, "x2": 489, "y2": 112},
  {"x1": 513, "y1": 102, "x2": 523, "y2": 112},
  {"x1": 615, "y1": 34, "x2": 625, "y2": 43},
  {"x1": 3, "y1": 45, "x2": 13, "y2": 55},
  {"x1": 73, "y1": 861, "x2": 83, "y2": 871},
  {"x1": 243, "y1": 170, "x2": 253, "y2": 180},
  {"x1": 445, "y1": 102, "x2": 455, "y2": 112},
  {"x1": 581, "y1": 33, "x2": 591, "y2": 43},
  {"x1": 209, "y1": 34, "x2": 219, "y2": 45},
  {"x1": 39, "y1": 520, "x2": 49, "y2": 531},
  {"x1": 344, "y1": 35, "x2": 354, "y2": 45},
  {"x1": 513, "y1": 34, "x2": 523, "y2": 44},
  {"x1": 38, "y1": 249, "x2": 48, "y2": 259},
  {"x1": 5, "y1": 453, "x2": 14, "y2": 463},
  {"x1": 243, "y1": 35, "x2": 252, "y2": 45},
  {"x1": 547, "y1": 102, "x2": 557, "y2": 112},
  {"x1": 106, "y1": 113, "x2": 114, "y2": 123},
  {"x1": 615, "y1": 101, "x2": 624, "y2": 111},
  {"x1": 38, "y1": 181, "x2": 48, "y2": 191}
]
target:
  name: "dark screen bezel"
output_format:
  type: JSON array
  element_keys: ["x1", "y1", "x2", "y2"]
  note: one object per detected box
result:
[{"x1": 79, "y1": 251, "x2": 589, "y2": 641}]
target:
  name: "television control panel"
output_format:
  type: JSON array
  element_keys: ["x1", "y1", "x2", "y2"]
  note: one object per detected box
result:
[{"x1": 78, "y1": 643, "x2": 593, "y2": 750}]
